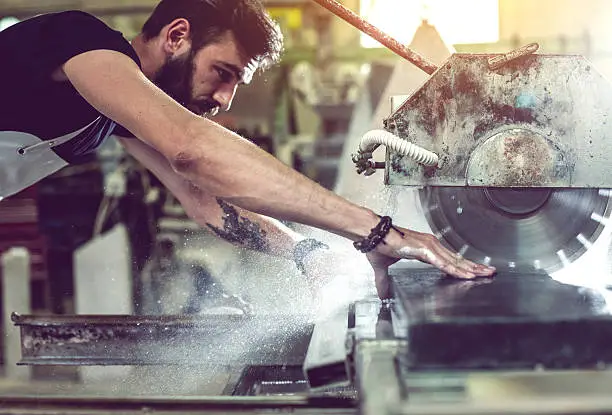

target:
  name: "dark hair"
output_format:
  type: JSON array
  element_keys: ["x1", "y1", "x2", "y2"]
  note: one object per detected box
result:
[{"x1": 142, "y1": 0, "x2": 283, "y2": 71}]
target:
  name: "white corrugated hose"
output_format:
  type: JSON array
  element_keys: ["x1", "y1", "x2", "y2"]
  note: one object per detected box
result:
[{"x1": 359, "y1": 129, "x2": 438, "y2": 166}]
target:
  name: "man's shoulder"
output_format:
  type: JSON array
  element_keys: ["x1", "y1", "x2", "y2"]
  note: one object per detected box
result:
[
  {"x1": 39, "y1": 10, "x2": 101, "y2": 22},
  {"x1": 51, "y1": 10, "x2": 100, "y2": 19},
  {"x1": 1, "y1": 9, "x2": 140, "y2": 77},
  {"x1": 41, "y1": 10, "x2": 115, "y2": 31},
  {"x1": 1, "y1": 10, "x2": 107, "y2": 34}
]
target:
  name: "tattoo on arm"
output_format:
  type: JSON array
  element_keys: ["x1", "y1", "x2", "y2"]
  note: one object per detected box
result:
[{"x1": 207, "y1": 198, "x2": 270, "y2": 252}]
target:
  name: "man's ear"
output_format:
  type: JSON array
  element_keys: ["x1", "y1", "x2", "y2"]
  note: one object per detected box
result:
[{"x1": 163, "y1": 18, "x2": 192, "y2": 55}]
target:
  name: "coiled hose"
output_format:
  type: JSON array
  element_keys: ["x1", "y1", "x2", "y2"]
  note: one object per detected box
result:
[{"x1": 352, "y1": 129, "x2": 439, "y2": 175}]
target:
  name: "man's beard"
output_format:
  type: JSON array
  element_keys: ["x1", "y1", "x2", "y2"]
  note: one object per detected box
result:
[{"x1": 153, "y1": 52, "x2": 220, "y2": 117}]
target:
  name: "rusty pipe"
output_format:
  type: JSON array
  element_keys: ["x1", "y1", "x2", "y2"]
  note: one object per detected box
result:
[
  {"x1": 488, "y1": 42, "x2": 540, "y2": 70},
  {"x1": 309, "y1": 0, "x2": 439, "y2": 75}
]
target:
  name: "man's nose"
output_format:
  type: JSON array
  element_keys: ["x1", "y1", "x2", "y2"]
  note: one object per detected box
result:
[{"x1": 213, "y1": 83, "x2": 239, "y2": 112}]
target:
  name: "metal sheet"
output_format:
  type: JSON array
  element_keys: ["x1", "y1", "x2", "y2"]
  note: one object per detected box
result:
[
  {"x1": 419, "y1": 187, "x2": 611, "y2": 272},
  {"x1": 11, "y1": 313, "x2": 312, "y2": 366},
  {"x1": 390, "y1": 269, "x2": 612, "y2": 371}
]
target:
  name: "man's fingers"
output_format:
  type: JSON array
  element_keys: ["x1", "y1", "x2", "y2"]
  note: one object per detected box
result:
[
  {"x1": 373, "y1": 266, "x2": 391, "y2": 299},
  {"x1": 439, "y1": 260, "x2": 476, "y2": 279},
  {"x1": 455, "y1": 254, "x2": 496, "y2": 276},
  {"x1": 449, "y1": 251, "x2": 495, "y2": 275},
  {"x1": 424, "y1": 239, "x2": 495, "y2": 279},
  {"x1": 422, "y1": 243, "x2": 475, "y2": 278},
  {"x1": 372, "y1": 226, "x2": 496, "y2": 294},
  {"x1": 448, "y1": 252, "x2": 494, "y2": 277},
  {"x1": 411, "y1": 245, "x2": 470, "y2": 279}
]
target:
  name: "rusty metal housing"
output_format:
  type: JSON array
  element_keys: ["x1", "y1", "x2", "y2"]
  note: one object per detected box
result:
[{"x1": 384, "y1": 53, "x2": 612, "y2": 188}]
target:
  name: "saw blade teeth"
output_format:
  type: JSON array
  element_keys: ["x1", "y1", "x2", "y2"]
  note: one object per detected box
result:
[
  {"x1": 599, "y1": 189, "x2": 612, "y2": 197},
  {"x1": 576, "y1": 233, "x2": 593, "y2": 249},
  {"x1": 422, "y1": 187, "x2": 608, "y2": 275},
  {"x1": 591, "y1": 212, "x2": 609, "y2": 226},
  {"x1": 556, "y1": 249, "x2": 571, "y2": 267},
  {"x1": 483, "y1": 256, "x2": 492, "y2": 266}
]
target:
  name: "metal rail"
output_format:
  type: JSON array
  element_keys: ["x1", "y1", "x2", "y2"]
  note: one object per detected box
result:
[
  {"x1": 12, "y1": 313, "x2": 312, "y2": 366},
  {"x1": 0, "y1": 395, "x2": 356, "y2": 415}
]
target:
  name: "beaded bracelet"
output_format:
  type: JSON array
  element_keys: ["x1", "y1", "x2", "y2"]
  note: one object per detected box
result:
[{"x1": 353, "y1": 216, "x2": 404, "y2": 253}]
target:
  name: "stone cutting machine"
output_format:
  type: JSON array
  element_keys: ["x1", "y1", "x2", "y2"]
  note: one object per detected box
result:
[{"x1": 365, "y1": 50, "x2": 612, "y2": 273}]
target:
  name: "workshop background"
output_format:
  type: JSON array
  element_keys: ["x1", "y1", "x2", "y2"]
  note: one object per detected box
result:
[{"x1": 1, "y1": 0, "x2": 612, "y2": 401}]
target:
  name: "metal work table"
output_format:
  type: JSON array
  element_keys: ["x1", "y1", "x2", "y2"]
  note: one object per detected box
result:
[{"x1": 9, "y1": 267, "x2": 612, "y2": 414}]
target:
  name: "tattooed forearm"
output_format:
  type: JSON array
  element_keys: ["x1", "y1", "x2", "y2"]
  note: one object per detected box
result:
[{"x1": 206, "y1": 198, "x2": 271, "y2": 252}]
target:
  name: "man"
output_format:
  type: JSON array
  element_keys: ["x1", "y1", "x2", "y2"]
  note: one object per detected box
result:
[{"x1": 0, "y1": 0, "x2": 495, "y2": 299}]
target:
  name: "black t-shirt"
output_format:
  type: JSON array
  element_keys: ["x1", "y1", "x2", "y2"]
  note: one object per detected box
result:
[{"x1": 0, "y1": 10, "x2": 140, "y2": 164}]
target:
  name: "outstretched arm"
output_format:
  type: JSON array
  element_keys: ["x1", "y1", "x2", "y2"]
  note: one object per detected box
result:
[
  {"x1": 61, "y1": 50, "x2": 495, "y2": 297},
  {"x1": 62, "y1": 50, "x2": 376, "y2": 241}
]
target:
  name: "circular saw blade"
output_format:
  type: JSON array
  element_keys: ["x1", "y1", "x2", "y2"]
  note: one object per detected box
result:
[{"x1": 419, "y1": 187, "x2": 612, "y2": 272}]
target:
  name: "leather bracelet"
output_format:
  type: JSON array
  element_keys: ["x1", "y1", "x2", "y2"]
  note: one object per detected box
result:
[
  {"x1": 293, "y1": 238, "x2": 329, "y2": 274},
  {"x1": 353, "y1": 216, "x2": 404, "y2": 253}
]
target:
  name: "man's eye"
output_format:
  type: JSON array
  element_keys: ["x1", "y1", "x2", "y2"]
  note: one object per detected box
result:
[{"x1": 215, "y1": 67, "x2": 233, "y2": 83}]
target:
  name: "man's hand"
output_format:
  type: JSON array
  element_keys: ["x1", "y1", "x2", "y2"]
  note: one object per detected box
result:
[{"x1": 368, "y1": 226, "x2": 496, "y2": 298}]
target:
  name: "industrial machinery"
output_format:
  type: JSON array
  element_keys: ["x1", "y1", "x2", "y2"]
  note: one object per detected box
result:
[
  {"x1": 375, "y1": 49, "x2": 612, "y2": 273},
  {"x1": 303, "y1": 2, "x2": 612, "y2": 414},
  {"x1": 7, "y1": 1, "x2": 612, "y2": 414}
]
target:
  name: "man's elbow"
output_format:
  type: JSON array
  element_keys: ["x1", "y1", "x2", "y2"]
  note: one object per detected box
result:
[
  {"x1": 165, "y1": 123, "x2": 206, "y2": 175},
  {"x1": 161, "y1": 120, "x2": 241, "y2": 199},
  {"x1": 166, "y1": 141, "x2": 228, "y2": 197},
  {"x1": 166, "y1": 121, "x2": 213, "y2": 175}
]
